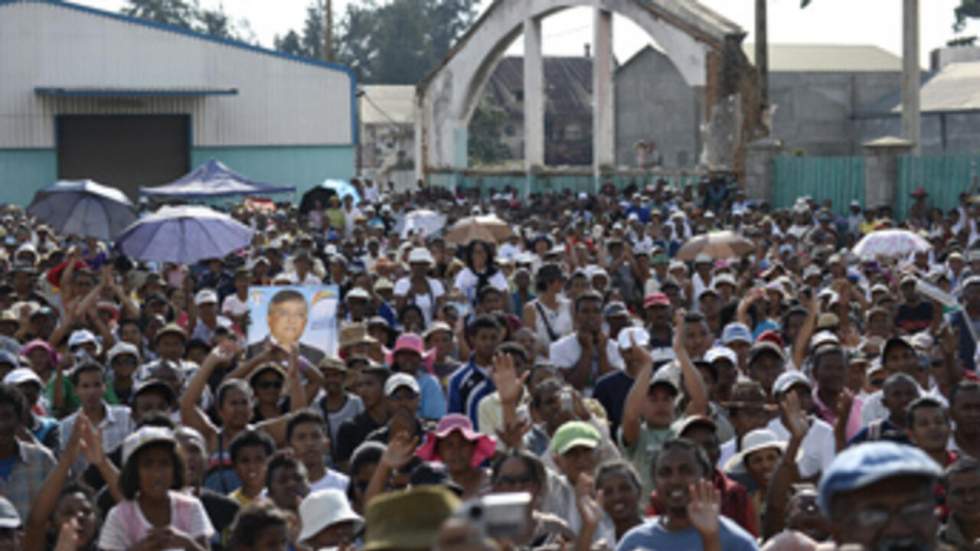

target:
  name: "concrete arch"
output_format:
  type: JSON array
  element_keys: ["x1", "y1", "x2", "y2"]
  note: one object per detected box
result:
[{"x1": 416, "y1": 0, "x2": 745, "y2": 173}]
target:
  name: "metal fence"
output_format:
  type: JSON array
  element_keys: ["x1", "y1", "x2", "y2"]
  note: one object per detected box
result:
[
  {"x1": 896, "y1": 155, "x2": 980, "y2": 219},
  {"x1": 772, "y1": 156, "x2": 866, "y2": 215}
]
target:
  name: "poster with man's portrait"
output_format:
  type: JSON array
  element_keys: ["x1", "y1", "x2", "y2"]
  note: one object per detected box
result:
[{"x1": 247, "y1": 285, "x2": 339, "y2": 359}]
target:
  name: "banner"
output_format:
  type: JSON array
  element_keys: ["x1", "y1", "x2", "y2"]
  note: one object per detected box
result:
[{"x1": 247, "y1": 285, "x2": 339, "y2": 357}]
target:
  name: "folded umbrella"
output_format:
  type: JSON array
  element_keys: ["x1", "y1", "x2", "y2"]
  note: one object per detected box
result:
[
  {"x1": 115, "y1": 205, "x2": 253, "y2": 264},
  {"x1": 27, "y1": 180, "x2": 136, "y2": 241}
]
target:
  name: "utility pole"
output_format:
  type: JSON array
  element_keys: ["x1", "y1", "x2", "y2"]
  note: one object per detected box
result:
[
  {"x1": 755, "y1": 0, "x2": 769, "y2": 107},
  {"x1": 902, "y1": 0, "x2": 920, "y2": 154},
  {"x1": 323, "y1": 0, "x2": 333, "y2": 62}
]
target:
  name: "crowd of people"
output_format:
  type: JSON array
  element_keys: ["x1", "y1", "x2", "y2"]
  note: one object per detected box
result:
[{"x1": 0, "y1": 175, "x2": 979, "y2": 551}]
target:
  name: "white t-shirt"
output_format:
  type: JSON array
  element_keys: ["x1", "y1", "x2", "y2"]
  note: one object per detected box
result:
[
  {"x1": 549, "y1": 333, "x2": 625, "y2": 391},
  {"x1": 767, "y1": 416, "x2": 836, "y2": 479},
  {"x1": 453, "y1": 268, "x2": 508, "y2": 304},
  {"x1": 99, "y1": 491, "x2": 214, "y2": 551},
  {"x1": 394, "y1": 277, "x2": 445, "y2": 325},
  {"x1": 221, "y1": 294, "x2": 248, "y2": 317},
  {"x1": 309, "y1": 469, "x2": 350, "y2": 493}
]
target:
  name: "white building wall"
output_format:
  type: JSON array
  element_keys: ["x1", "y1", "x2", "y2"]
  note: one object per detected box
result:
[{"x1": 0, "y1": 1, "x2": 353, "y2": 149}]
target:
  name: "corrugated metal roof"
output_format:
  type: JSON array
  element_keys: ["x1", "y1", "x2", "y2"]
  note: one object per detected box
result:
[
  {"x1": 485, "y1": 56, "x2": 593, "y2": 118},
  {"x1": 743, "y1": 43, "x2": 903, "y2": 72},
  {"x1": 360, "y1": 85, "x2": 415, "y2": 125},
  {"x1": 891, "y1": 61, "x2": 980, "y2": 113},
  {"x1": 35, "y1": 86, "x2": 238, "y2": 97}
]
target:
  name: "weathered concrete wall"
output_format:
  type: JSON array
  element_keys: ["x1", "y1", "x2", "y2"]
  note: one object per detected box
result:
[
  {"x1": 614, "y1": 47, "x2": 700, "y2": 168},
  {"x1": 767, "y1": 71, "x2": 901, "y2": 156},
  {"x1": 857, "y1": 113, "x2": 980, "y2": 156}
]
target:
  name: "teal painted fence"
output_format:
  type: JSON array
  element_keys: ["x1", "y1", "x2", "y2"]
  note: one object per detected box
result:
[
  {"x1": 426, "y1": 169, "x2": 703, "y2": 195},
  {"x1": 0, "y1": 149, "x2": 57, "y2": 206},
  {"x1": 773, "y1": 156, "x2": 865, "y2": 215},
  {"x1": 896, "y1": 155, "x2": 980, "y2": 220},
  {"x1": 192, "y1": 145, "x2": 355, "y2": 198}
]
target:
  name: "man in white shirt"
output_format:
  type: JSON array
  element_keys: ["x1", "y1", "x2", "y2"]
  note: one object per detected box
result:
[
  {"x1": 287, "y1": 409, "x2": 349, "y2": 492},
  {"x1": 767, "y1": 371, "x2": 835, "y2": 480},
  {"x1": 549, "y1": 291, "x2": 624, "y2": 393}
]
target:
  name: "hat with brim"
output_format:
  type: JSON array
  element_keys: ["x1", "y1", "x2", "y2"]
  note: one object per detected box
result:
[
  {"x1": 384, "y1": 333, "x2": 436, "y2": 371},
  {"x1": 817, "y1": 441, "x2": 941, "y2": 516},
  {"x1": 298, "y1": 489, "x2": 364, "y2": 543},
  {"x1": 364, "y1": 486, "x2": 460, "y2": 551},
  {"x1": 248, "y1": 363, "x2": 286, "y2": 386},
  {"x1": 122, "y1": 426, "x2": 176, "y2": 465},
  {"x1": 2, "y1": 367, "x2": 42, "y2": 387},
  {"x1": 132, "y1": 378, "x2": 177, "y2": 406},
  {"x1": 549, "y1": 420, "x2": 601, "y2": 456},
  {"x1": 416, "y1": 413, "x2": 497, "y2": 468},
  {"x1": 339, "y1": 323, "x2": 379, "y2": 351},
  {"x1": 723, "y1": 428, "x2": 790, "y2": 475},
  {"x1": 154, "y1": 323, "x2": 187, "y2": 344},
  {"x1": 676, "y1": 414, "x2": 717, "y2": 437}
]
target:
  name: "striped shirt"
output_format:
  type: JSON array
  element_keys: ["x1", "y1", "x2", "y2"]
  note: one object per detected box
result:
[{"x1": 447, "y1": 360, "x2": 495, "y2": 432}]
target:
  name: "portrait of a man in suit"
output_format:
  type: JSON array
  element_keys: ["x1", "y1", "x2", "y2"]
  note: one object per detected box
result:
[{"x1": 248, "y1": 288, "x2": 325, "y2": 365}]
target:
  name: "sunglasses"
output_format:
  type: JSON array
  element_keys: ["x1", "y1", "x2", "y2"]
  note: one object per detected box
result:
[
  {"x1": 255, "y1": 380, "x2": 284, "y2": 390},
  {"x1": 495, "y1": 474, "x2": 533, "y2": 486}
]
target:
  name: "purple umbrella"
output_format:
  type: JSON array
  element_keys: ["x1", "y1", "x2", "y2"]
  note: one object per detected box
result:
[
  {"x1": 116, "y1": 205, "x2": 253, "y2": 264},
  {"x1": 27, "y1": 180, "x2": 136, "y2": 241}
]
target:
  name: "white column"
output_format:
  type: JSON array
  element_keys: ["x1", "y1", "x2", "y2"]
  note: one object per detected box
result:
[
  {"x1": 593, "y1": 8, "x2": 615, "y2": 189},
  {"x1": 902, "y1": 0, "x2": 921, "y2": 154},
  {"x1": 524, "y1": 17, "x2": 545, "y2": 169}
]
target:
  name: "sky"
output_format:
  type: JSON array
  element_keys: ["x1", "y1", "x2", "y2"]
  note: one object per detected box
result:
[{"x1": 78, "y1": 0, "x2": 980, "y2": 69}]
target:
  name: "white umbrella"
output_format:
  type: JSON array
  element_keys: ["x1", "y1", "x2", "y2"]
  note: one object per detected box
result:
[
  {"x1": 852, "y1": 229, "x2": 931, "y2": 260},
  {"x1": 401, "y1": 209, "x2": 446, "y2": 238}
]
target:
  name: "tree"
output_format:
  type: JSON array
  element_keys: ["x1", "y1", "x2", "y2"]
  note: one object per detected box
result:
[
  {"x1": 122, "y1": 0, "x2": 196, "y2": 29},
  {"x1": 468, "y1": 98, "x2": 511, "y2": 166},
  {"x1": 274, "y1": 30, "x2": 305, "y2": 57},
  {"x1": 122, "y1": 0, "x2": 255, "y2": 42},
  {"x1": 955, "y1": 0, "x2": 980, "y2": 31},
  {"x1": 274, "y1": 0, "x2": 478, "y2": 84}
]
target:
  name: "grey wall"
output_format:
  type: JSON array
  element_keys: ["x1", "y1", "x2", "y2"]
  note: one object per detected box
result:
[
  {"x1": 767, "y1": 71, "x2": 901, "y2": 156},
  {"x1": 614, "y1": 48, "x2": 700, "y2": 168},
  {"x1": 857, "y1": 112, "x2": 980, "y2": 155}
]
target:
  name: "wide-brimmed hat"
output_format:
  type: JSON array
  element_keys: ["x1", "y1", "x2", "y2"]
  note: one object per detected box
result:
[
  {"x1": 339, "y1": 323, "x2": 379, "y2": 351},
  {"x1": 723, "y1": 428, "x2": 789, "y2": 474},
  {"x1": 363, "y1": 487, "x2": 460, "y2": 551},
  {"x1": 384, "y1": 333, "x2": 436, "y2": 369},
  {"x1": 416, "y1": 414, "x2": 496, "y2": 468},
  {"x1": 298, "y1": 488, "x2": 364, "y2": 543}
]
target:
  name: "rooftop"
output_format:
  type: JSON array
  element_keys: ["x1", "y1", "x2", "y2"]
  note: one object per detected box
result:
[
  {"x1": 891, "y1": 61, "x2": 980, "y2": 113},
  {"x1": 743, "y1": 43, "x2": 903, "y2": 72}
]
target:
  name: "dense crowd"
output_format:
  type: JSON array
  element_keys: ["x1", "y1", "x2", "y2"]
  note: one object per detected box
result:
[{"x1": 0, "y1": 176, "x2": 979, "y2": 551}]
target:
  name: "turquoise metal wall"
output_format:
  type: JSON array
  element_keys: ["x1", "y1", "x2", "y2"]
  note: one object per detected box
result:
[
  {"x1": 773, "y1": 156, "x2": 865, "y2": 215},
  {"x1": 0, "y1": 149, "x2": 57, "y2": 205},
  {"x1": 896, "y1": 155, "x2": 980, "y2": 220},
  {"x1": 191, "y1": 145, "x2": 355, "y2": 197}
]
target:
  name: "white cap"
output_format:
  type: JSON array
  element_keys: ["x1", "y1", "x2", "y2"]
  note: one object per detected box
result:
[
  {"x1": 298, "y1": 489, "x2": 364, "y2": 543},
  {"x1": 384, "y1": 373, "x2": 421, "y2": 396},
  {"x1": 705, "y1": 346, "x2": 737, "y2": 366},
  {"x1": 2, "y1": 367, "x2": 42, "y2": 387},
  {"x1": 407, "y1": 247, "x2": 434, "y2": 265},
  {"x1": 108, "y1": 342, "x2": 140, "y2": 364},
  {"x1": 772, "y1": 370, "x2": 811, "y2": 396},
  {"x1": 122, "y1": 426, "x2": 176, "y2": 465},
  {"x1": 194, "y1": 289, "x2": 218, "y2": 306},
  {"x1": 68, "y1": 329, "x2": 98, "y2": 349},
  {"x1": 346, "y1": 287, "x2": 371, "y2": 301}
]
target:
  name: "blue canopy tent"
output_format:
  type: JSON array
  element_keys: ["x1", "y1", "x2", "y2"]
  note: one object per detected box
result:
[{"x1": 139, "y1": 159, "x2": 295, "y2": 199}]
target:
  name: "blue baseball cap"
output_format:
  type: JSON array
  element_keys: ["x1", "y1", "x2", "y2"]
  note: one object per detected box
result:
[
  {"x1": 817, "y1": 442, "x2": 942, "y2": 516},
  {"x1": 722, "y1": 323, "x2": 752, "y2": 345}
]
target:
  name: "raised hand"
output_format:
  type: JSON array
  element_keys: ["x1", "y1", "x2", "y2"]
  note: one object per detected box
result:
[
  {"x1": 673, "y1": 308, "x2": 687, "y2": 351},
  {"x1": 492, "y1": 352, "x2": 528, "y2": 406},
  {"x1": 78, "y1": 414, "x2": 106, "y2": 466},
  {"x1": 686, "y1": 479, "x2": 721, "y2": 537},
  {"x1": 496, "y1": 417, "x2": 531, "y2": 450},
  {"x1": 780, "y1": 391, "x2": 809, "y2": 441},
  {"x1": 381, "y1": 431, "x2": 419, "y2": 470},
  {"x1": 53, "y1": 518, "x2": 81, "y2": 551}
]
